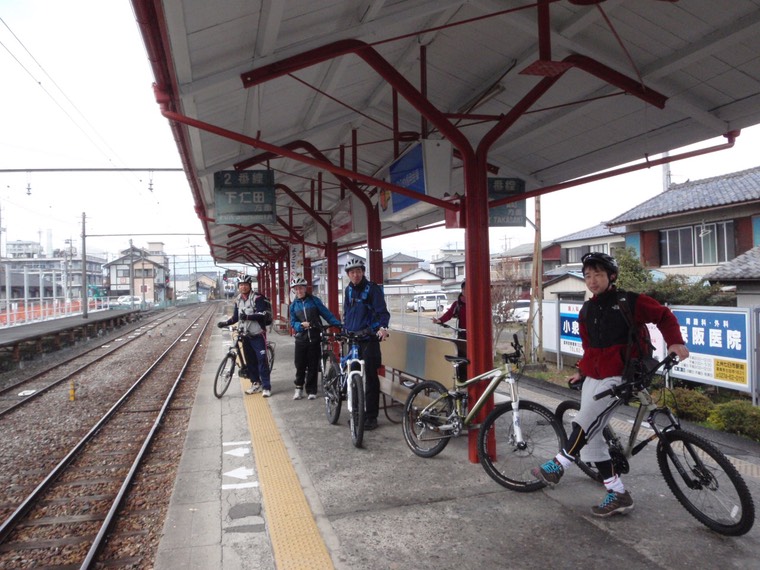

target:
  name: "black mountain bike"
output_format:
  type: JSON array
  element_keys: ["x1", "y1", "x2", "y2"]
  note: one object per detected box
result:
[
  {"x1": 214, "y1": 328, "x2": 275, "y2": 398},
  {"x1": 555, "y1": 354, "x2": 755, "y2": 536}
]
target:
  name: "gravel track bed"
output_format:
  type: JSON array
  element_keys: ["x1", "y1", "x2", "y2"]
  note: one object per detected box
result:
[{"x1": 0, "y1": 305, "x2": 214, "y2": 568}]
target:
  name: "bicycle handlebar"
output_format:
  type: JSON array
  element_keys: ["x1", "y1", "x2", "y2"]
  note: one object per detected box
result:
[
  {"x1": 593, "y1": 352, "x2": 679, "y2": 401},
  {"x1": 501, "y1": 333, "x2": 523, "y2": 365},
  {"x1": 434, "y1": 321, "x2": 466, "y2": 333}
]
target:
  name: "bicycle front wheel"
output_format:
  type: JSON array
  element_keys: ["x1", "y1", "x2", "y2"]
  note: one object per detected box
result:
[
  {"x1": 348, "y1": 372, "x2": 365, "y2": 448},
  {"x1": 213, "y1": 353, "x2": 236, "y2": 398},
  {"x1": 657, "y1": 429, "x2": 755, "y2": 536},
  {"x1": 402, "y1": 381, "x2": 452, "y2": 458},
  {"x1": 479, "y1": 400, "x2": 565, "y2": 492}
]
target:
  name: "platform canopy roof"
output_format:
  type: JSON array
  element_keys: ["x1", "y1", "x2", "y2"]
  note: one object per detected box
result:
[{"x1": 132, "y1": 0, "x2": 760, "y2": 267}]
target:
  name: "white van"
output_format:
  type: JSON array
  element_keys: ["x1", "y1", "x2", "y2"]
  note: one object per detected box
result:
[{"x1": 406, "y1": 293, "x2": 448, "y2": 312}]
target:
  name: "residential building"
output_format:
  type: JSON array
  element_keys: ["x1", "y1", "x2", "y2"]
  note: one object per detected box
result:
[
  {"x1": 103, "y1": 243, "x2": 170, "y2": 303},
  {"x1": 607, "y1": 167, "x2": 760, "y2": 278},
  {"x1": 382, "y1": 252, "x2": 423, "y2": 282}
]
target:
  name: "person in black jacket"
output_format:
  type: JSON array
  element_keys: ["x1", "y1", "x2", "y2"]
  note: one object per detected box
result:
[{"x1": 289, "y1": 277, "x2": 341, "y2": 400}]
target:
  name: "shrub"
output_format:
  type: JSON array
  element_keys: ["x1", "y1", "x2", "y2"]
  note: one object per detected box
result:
[
  {"x1": 708, "y1": 401, "x2": 760, "y2": 442},
  {"x1": 652, "y1": 387, "x2": 714, "y2": 422}
]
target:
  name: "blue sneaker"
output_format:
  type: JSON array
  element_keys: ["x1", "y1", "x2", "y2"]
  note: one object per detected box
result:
[{"x1": 531, "y1": 459, "x2": 564, "y2": 487}]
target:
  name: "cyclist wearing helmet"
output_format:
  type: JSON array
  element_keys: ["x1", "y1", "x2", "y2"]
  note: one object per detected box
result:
[
  {"x1": 289, "y1": 276, "x2": 341, "y2": 400},
  {"x1": 343, "y1": 257, "x2": 390, "y2": 431},
  {"x1": 532, "y1": 251, "x2": 689, "y2": 517},
  {"x1": 217, "y1": 275, "x2": 273, "y2": 397}
]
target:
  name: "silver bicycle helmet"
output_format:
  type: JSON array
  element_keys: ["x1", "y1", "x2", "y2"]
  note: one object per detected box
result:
[
  {"x1": 290, "y1": 276, "x2": 308, "y2": 287},
  {"x1": 239, "y1": 275, "x2": 253, "y2": 285},
  {"x1": 581, "y1": 252, "x2": 618, "y2": 281},
  {"x1": 344, "y1": 258, "x2": 365, "y2": 273}
]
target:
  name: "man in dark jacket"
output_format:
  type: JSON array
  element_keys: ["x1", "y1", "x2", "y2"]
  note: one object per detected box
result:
[
  {"x1": 342, "y1": 258, "x2": 390, "y2": 430},
  {"x1": 289, "y1": 277, "x2": 341, "y2": 400},
  {"x1": 217, "y1": 275, "x2": 273, "y2": 397}
]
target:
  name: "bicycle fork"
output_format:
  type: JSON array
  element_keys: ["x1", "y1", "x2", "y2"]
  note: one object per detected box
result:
[
  {"x1": 504, "y1": 375, "x2": 527, "y2": 448},
  {"x1": 345, "y1": 360, "x2": 365, "y2": 413}
]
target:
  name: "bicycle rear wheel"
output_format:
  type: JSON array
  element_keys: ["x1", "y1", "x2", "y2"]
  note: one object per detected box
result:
[
  {"x1": 479, "y1": 400, "x2": 565, "y2": 492},
  {"x1": 657, "y1": 429, "x2": 755, "y2": 536},
  {"x1": 348, "y1": 372, "x2": 365, "y2": 448},
  {"x1": 555, "y1": 400, "x2": 606, "y2": 483},
  {"x1": 402, "y1": 381, "x2": 452, "y2": 458},
  {"x1": 322, "y1": 360, "x2": 342, "y2": 424},
  {"x1": 213, "y1": 353, "x2": 236, "y2": 398}
]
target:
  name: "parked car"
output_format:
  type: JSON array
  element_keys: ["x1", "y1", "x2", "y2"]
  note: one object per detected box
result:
[
  {"x1": 493, "y1": 300, "x2": 530, "y2": 323},
  {"x1": 116, "y1": 295, "x2": 143, "y2": 306},
  {"x1": 406, "y1": 293, "x2": 448, "y2": 312}
]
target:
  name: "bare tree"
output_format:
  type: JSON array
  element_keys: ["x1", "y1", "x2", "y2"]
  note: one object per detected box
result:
[{"x1": 490, "y1": 265, "x2": 523, "y2": 351}]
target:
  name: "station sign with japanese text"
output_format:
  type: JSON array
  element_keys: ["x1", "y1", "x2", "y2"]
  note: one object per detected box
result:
[
  {"x1": 214, "y1": 170, "x2": 276, "y2": 225},
  {"x1": 488, "y1": 178, "x2": 526, "y2": 227}
]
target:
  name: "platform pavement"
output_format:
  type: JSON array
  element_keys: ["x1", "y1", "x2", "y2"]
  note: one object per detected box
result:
[{"x1": 154, "y1": 324, "x2": 760, "y2": 570}]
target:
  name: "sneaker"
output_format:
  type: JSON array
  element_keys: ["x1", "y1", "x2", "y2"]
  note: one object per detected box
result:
[
  {"x1": 245, "y1": 382, "x2": 261, "y2": 395},
  {"x1": 531, "y1": 459, "x2": 564, "y2": 487},
  {"x1": 591, "y1": 491, "x2": 634, "y2": 517},
  {"x1": 364, "y1": 417, "x2": 378, "y2": 431},
  {"x1": 293, "y1": 388, "x2": 304, "y2": 400},
  {"x1": 262, "y1": 390, "x2": 272, "y2": 398},
  {"x1": 307, "y1": 394, "x2": 317, "y2": 400}
]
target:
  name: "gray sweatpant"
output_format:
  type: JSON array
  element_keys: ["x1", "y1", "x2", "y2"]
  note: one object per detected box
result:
[{"x1": 573, "y1": 375, "x2": 625, "y2": 463}]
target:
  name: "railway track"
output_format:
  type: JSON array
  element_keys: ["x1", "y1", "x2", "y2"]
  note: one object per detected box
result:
[{"x1": 0, "y1": 304, "x2": 216, "y2": 568}]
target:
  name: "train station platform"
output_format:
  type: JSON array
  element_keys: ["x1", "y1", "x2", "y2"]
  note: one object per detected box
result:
[
  {"x1": 0, "y1": 309, "x2": 142, "y2": 371},
  {"x1": 154, "y1": 317, "x2": 760, "y2": 569}
]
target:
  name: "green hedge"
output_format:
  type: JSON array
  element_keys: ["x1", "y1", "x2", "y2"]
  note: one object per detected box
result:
[{"x1": 708, "y1": 401, "x2": 760, "y2": 442}]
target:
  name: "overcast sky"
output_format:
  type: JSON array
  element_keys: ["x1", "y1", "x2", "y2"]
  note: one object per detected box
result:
[{"x1": 2, "y1": 1, "x2": 760, "y2": 268}]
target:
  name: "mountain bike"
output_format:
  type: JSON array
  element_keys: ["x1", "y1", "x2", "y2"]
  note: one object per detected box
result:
[
  {"x1": 214, "y1": 328, "x2": 275, "y2": 398},
  {"x1": 554, "y1": 354, "x2": 755, "y2": 536},
  {"x1": 321, "y1": 330, "x2": 368, "y2": 448},
  {"x1": 402, "y1": 333, "x2": 565, "y2": 492}
]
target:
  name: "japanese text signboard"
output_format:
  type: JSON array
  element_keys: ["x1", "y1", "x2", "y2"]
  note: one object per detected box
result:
[
  {"x1": 214, "y1": 170, "x2": 276, "y2": 225},
  {"x1": 559, "y1": 302, "x2": 752, "y2": 393},
  {"x1": 488, "y1": 178, "x2": 526, "y2": 227}
]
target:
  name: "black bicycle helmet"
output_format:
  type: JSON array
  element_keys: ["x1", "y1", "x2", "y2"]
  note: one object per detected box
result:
[
  {"x1": 581, "y1": 252, "x2": 618, "y2": 281},
  {"x1": 344, "y1": 258, "x2": 365, "y2": 273}
]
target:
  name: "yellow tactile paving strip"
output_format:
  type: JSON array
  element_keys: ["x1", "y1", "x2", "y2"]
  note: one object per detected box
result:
[{"x1": 241, "y1": 384, "x2": 334, "y2": 570}]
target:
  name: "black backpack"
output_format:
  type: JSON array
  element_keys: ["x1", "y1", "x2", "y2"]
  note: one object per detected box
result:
[
  {"x1": 257, "y1": 294, "x2": 273, "y2": 326},
  {"x1": 617, "y1": 291, "x2": 658, "y2": 383}
]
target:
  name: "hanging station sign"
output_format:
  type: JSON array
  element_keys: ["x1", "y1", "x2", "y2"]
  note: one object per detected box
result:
[
  {"x1": 214, "y1": 170, "x2": 276, "y2": 225},
  {"x1": 488, "y1": 177, "x2": 526, "y2": 227}
]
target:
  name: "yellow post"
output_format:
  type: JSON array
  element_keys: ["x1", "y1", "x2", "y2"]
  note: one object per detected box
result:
[{"x1": 69, "y1": 379, "x2": 76, "y2": 401}]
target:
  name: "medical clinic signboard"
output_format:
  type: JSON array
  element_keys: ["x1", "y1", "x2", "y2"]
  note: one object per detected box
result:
[
  {"x1": 559, "y1": 302, "x2": 752, "y2": 394},
  {"x1": 671, "y1": 307, "x2": 751, "y2": 393},
  {"x1": 214, "y1": 170, "x2": 276, "y2": 224}
]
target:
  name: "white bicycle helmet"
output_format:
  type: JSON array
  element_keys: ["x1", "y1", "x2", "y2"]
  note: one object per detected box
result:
[
  {"x1": 290, "y1": 276, "x2": 308, "y2": 288},
  {"x1": 344, "y1": 258, "x2": 365, "y2": 273},
  {"x1": 239, "y1": 275, "x2": 253, "y2": 285}
]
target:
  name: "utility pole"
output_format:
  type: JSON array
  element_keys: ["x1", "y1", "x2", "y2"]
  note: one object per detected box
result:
[
  {"x1": 191, "y1": 244, "x2": 199, "y2": 294},
  {"x1": 81, "y1": 212, "x2": 88, "y2": 319}
]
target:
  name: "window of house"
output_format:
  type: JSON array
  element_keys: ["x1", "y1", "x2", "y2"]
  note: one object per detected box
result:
[
  {"x1": 566, "y1": 244, "x2": 606, "y2": 264},
  {"x1": 660, "y1": 221, "x2": 734, "y2": 267},
  {"x1": 695, "y1": 221, "x2": 734, "y2": 265}
]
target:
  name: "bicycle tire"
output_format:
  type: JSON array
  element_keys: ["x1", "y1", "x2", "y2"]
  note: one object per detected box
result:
[
  {"x1": 656, "y1": 429, "x2": 755, "y2": 536},
  {"x1": 349, "y1": 372, "x2": 365, "y2": 448},
  {"x1": 213, "y1": 353, "x2": 236, "y2": 398},
  {"x1": 323, "y1": 360, "x2": 342, "y2": 425},
  {"x1": 402, "y1": 381, "x2": 452, "y2": 458},
  {"x1": 479, "y1": 400, "x2": 565, "y2": 492},
  {"x1": 267, "y1": 342, "x2": 275, "y2": 371}
]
